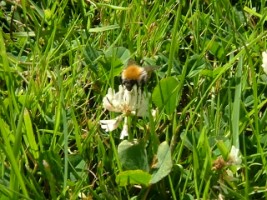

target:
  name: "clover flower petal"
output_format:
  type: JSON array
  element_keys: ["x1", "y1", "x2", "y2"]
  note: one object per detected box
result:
[
  {"x1": 100, "y1": 115, "x2": 123, "y2": 132},
  {"x1": 102, "y1": 88, "x2": 122, "y2": 112},
  {"x1": 120, "y1": 117, "x2": 128, "y2": 139}
]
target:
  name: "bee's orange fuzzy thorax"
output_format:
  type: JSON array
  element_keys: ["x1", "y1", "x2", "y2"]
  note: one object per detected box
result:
[{"x1": 122, "y1": 65, "x2": 144, "y2": 80}]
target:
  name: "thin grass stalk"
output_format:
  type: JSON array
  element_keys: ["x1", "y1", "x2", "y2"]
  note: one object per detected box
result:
[{"x1": 167, "y1": 2, "x2": 181, "y2": 77}]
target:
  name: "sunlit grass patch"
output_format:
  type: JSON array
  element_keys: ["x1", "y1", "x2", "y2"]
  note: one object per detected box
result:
[{"x1": 0, "y1": 0, "x2": 267, "y2": 199}]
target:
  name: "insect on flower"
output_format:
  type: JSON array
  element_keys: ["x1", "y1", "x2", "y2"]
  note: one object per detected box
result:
[{"x1": 121, "y1": 60, "x2": 159, "y2": 91}]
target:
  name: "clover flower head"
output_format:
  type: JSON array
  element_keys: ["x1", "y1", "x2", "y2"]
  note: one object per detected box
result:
[
  {"x1": 262, "y1": 51, "x2": 267, "y2": 74},
  {"x1": 102, "y1": 85, "x2": 150, "y2": 117},
  {"x1": 228, "y1": 145, "x2": 242, "y2": 166},
  {"x1": 100, "y1": 85, "x2": 150, "y2": 139}
]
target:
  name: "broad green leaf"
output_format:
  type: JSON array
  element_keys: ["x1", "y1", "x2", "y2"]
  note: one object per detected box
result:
[
  {"x1": 118, "y1": 140, "x2": 149, "y2": 172},
  {"x1": 150, "y1": 141, "x2": 172, "y2": 184},
  {"x1": 103, "y1": 47, "x2": 131, "y2": 76},
  {"x1": 116, "y1": 170, "x2": 151, "y2": 187},
  {"x1": 105, "y1": 46, "x2": 131, "y2": 65},
  {"x1": 152, "y1": 77, "x2": 179, "y2": 115}
]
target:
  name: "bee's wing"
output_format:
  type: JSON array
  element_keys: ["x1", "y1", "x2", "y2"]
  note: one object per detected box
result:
[
  {"x1": 142, "y1": 66, "x2": 159, "y2": 80},
  {"x1": 143, "y1": 65, "x2": 160, "y2": 73}
]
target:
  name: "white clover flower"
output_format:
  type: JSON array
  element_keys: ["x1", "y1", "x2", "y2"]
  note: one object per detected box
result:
[
  {"x1": 262, "y1": 51, "x2": 267, "y2": 74},
  {"x1": 100, "y1": 85, "x2": 150, "y2": 139},
  {"x1": 102, "y1": 85, "x2": 150, "y2": 117},
  {"x1": 224, "y1": 146, "x2": 242, "y2": 180},
  {"x1": 228, "y1": 145, "x2": 242, "y2": 166}
]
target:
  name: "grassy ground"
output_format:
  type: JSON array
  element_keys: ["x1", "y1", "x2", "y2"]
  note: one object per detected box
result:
[{"x1": 1, "y1": 0, "x2": 267, "y2": 199}]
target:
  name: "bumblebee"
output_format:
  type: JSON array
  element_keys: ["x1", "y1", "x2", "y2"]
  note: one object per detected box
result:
[{"x1": 121, "y1": 60, "x2": 158, "y2": 91}]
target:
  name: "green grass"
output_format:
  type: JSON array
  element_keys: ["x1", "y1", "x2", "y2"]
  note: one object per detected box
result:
[{"x1": 1, "y1": 0, "x2": 267, "y2": 199}]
